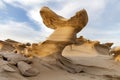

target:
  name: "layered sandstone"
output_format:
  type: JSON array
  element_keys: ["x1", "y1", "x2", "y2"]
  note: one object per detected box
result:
[
  {"x1": 110, "y1": 46, "x2": 120, "y2": 61},
  {"x1": 24, "y1": 6, "x2": 88, "y2": 73},
  {"x1": 0, "y1": 40, "x2": 15, "y2": 52},
  {"x1": 63, "y1": 36, "x2": 112, "y2": 57}
]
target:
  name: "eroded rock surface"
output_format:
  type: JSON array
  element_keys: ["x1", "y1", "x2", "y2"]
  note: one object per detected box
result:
[
  {"x1": 24, "y1": 6, "x2": 88, "y2": 73},
  {"x1": 0, "y1": 40, "x2": 15, "y2": 52},
  {"x1": 0, "y1": 52, "x2": 39, "y2": 77},
  {"x1": 63, "y1": 36, "x2": 112, "y2": 58},
  {"x1": 110, "y1": 46, "x2": 120, "y2": 61}
]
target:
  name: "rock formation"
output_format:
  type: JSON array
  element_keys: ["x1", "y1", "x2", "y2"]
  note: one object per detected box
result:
[
  {"x1": 0, "y1": 40, "x2": 15, "y2": 52},
  {"x1": 63, "y1": 36, "x2": 112, "y2": 57},
  {"x1": 102, "y1": 42, "x2": 113, "y2": 48},
  {"x1": 24, "y1": 6, "x2": 88, "y2": 73},
  {"x1": 0, "y1": 39, "x2": 32, "y2": 57},
  {"x1": 110, "y1": 46, "x2": 120, "y2": 61},
  {"x1": 62, "y1": 35, "x2": 114, "y2": 65},
  {"x1": 5, "y1": 39, "x2": 20, "y2": 45},
  {"x1": 13, "y1": 43, "x2": 31, "y2": 56},
  {"x1": 75, "y1": 36, "x2": 88, "y2": 44},
  {"x1": 95, "y1": 42, "x2": 113, "y2": 55}
]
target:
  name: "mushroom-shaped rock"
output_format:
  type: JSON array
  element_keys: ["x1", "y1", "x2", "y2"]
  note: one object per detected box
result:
[
  {"x1": 40, "y1": 7, "x2": 88, "y2": 42},
  {"x1": 26, "y1": 6, "x2": 88, "y2": 73},
  {"x1": 28, "y1": 6, "x2": 88, "y2": 57},
  {"x1": 40, "y1": 7, "x2": 88, "y2": 29}
]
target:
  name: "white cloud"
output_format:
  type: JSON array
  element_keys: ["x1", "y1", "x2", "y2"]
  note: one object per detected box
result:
[
  {"x1": 0, "y1": 1, "x2": 6, "y2": 9},
  {"x1": 0, "y1": 21, "x2": 50, "y2": 43},
  {"x1": 3, "y1": 0, "x2": 108, "y2": 22},
  {"x1": 57, "y1": 0, "x2": 106, "y2": 18},
  {"x1": 77, "y1": 23, "x2": 120, "y2": 46},
  {"x1": 27, "y1": 7, "x2": 53, "y2": 32},
  {"x1": 3, "y1": 0, "x2": 54, "y2": 32},
  {"x1": 3, "y1": 0, "x2": 51, "y2": 10}
]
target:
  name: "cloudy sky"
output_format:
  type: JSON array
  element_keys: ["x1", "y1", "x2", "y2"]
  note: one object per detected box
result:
[{"x1": 0, "y1": 0, "x2": 120, "y2": 46}]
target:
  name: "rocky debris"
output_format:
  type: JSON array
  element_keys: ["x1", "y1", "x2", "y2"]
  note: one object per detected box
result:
[{"x1": 0, "y1": 52, "x2": 39, "y2": 77}]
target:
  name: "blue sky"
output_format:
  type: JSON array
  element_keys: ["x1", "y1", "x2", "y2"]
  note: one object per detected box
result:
[{"x1": 0, "y1": 0, "x2": 120, "y2": 46}]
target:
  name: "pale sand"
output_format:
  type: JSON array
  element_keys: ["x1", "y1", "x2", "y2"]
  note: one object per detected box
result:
[
  {"x1": 0, "y1": 46, "x2": 120, "y2": 80},
  {"x1": 0, "y1": 52, "x2": 120, "y2": 80}
]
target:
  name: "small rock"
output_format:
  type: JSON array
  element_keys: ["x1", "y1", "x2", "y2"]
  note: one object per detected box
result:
[
  {"x1": 1, "y1": 53, "x2": 31, "y2": 65},
  {"x1": 0, "y1": 59, "x2": 15, "y2": 72},
  {"x1": 3, "y1": 65, "x2": 16, "y2": 72},
  {"x1": 17, "y1": 61, "x2": 39, "y2": 77}
]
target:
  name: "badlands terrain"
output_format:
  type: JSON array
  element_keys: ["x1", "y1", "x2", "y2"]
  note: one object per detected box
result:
[{"x1": 0, "y1": 6, "x2": 120, "y2": 80}]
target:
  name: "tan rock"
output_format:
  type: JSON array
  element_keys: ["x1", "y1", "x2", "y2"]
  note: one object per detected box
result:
[
  {"x1": 27, "y1": 6, "x2": 88, "y2": 57},
  {"x1": 0, "y1": 40, "x2": 15, "y2": 52},
  {"x1": 13, "y1": 43, "x2": 31, "y2": 56},
  {"x1": 63, "y1": 38, "x2": 111, "y2": 57},
  {"x1": 5, "y1": 39, "x2": 20, "y2": 45},
  {"x1": 110, "y1": 46, "x2": 120, "y2": 61},
  {"x1": 101, "y1": 42, "x2": 113, "y2": 48},
  {"x1": 62, "y1": 40, "x2": 100, "y2": 57},
  {"x1": 95, "y1": 42, "x2": 112, "y2": 55},
  {"x1": 24, "y1": 6, "x2": 88, "y2": 73},
  {"x1": 17, "y1": 61, "x2": 39, "y2": 77},
  {"x1": 75, "y1": 36, "x2": 87, "y2": 44}
]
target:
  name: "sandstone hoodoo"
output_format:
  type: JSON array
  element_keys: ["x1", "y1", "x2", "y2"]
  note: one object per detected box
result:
[{"x1": 24, "y1": 6, "x2": 88, "y2": 73}]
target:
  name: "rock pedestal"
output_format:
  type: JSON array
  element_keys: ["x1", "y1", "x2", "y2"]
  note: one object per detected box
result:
[{"x1": 26, "y1": 6, "x2": 88, "y2": 73}]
